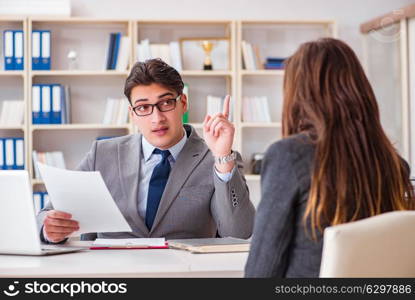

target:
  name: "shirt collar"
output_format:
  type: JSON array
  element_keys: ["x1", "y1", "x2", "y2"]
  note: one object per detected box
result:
[{"x1": 142, "y1": 128, "x2": 187, "y2": 162}]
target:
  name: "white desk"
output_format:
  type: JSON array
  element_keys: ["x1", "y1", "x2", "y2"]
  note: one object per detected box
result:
[{"x1": 0, "y1": 241, "x2": 248, "y2": 277}]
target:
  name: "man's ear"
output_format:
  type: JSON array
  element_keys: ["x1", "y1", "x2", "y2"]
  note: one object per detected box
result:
[
  {"x1": 180, "y1": 93, "x2": 188, "y2": 113},
  {"x1": 128, "y1": 104, "x2": 134, "y2": 118}
]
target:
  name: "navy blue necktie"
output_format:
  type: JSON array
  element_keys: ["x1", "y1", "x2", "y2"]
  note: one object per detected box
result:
[{"x1": 145, "y1": 149, "x2": 171, "y2": 230}]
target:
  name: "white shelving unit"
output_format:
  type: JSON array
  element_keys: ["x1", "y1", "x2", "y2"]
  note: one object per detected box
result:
[
  {"x1": 0, "y1": 16, "x2": 28, "y2": 172},
  {"x1": 236, "y1": 20, "x2": 337, "y2": 206},
  {"x1": 27, "y1": 17, "x2": 134, "y2": 191},
  {"x1": 0, "y1": 17, "x2": 337, "y2": 205}
]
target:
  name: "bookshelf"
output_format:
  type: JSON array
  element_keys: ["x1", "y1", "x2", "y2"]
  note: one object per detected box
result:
[
  {"x1": 132, "y1": 19, "x2": 237, "y2": 143},
  {"x1": 0, "y1": 17, "x2": 337, "y2": 207},
  {"x1": 236, "y1": 20, "x2": 337, "y2": 206},
  {"x1": 0, "y1": 16, "x2": 28, "y2": 174},
  {"x1": 27, "y1": 17, "x2": 134, "y2": 193}
]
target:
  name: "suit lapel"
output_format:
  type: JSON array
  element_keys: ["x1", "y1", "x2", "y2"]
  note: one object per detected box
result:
[
  {"x1": 118, "y1": 134, "x2": 149, "y2": 235},
  {"x1": 150, "y1": 126, "x2": 208, "y2": 234}
]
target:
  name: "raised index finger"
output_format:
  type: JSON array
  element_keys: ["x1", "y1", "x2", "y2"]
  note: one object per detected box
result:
[{"x1": 222, "y1": 95, "x2": 230, "y2": 119}]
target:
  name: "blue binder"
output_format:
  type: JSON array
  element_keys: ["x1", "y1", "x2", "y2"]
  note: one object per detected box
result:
[
  {"x1": 41, "y1": 31, "x2": 51, "y2": 70},
  {"x1": 32, "y1": 84, "x2": 42, "y2": 124},
  {"x1": 14, "y1": 137, "x2": 24, "y2": 170},
  {"x1": 40, "y1": 84, "x2": 51, "y2": 124},
  {"x1": 51, "y1": 84, "x2": 62, "y2": 124},
  {"x1": 33, "y1": 192, "x2": 45, "y2": 213},
  {"x1": 106, "y1": 33, "x2": 116, "y2": 70},
  {"x1": 41, "y1": 192, "x2": 45, "y2": 209},
  {"x1": 4, "y1": 138, "x2": 14, "y2": 170},
  {"x1": 32, "y1": 31, "x2": 41, "y2": 70},
  {"x1": 111, "y1": 32, "x2": 122, "y2": 69},
  {"x1": 13, "y1": 30, "x2": 24, "y2": 70},
  {"x1": 3, "y1": 30, "x2": 14, "y2": 70},
  {"x1": 0, "y1": 138, "x2": 4, "y2": 170}
]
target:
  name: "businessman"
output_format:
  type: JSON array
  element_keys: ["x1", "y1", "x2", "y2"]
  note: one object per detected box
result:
[{"x1": 37, "y1": 58, "x2": 255, "y2": 243}]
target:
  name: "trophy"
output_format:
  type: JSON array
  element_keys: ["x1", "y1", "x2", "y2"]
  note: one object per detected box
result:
[{"x1": 200, "y1": 40, "x2": 215, "y2": 70}]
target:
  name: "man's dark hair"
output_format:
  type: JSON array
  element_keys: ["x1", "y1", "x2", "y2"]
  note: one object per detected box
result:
[{"x1": 124, "y1": 58, "x2": 184, "y2": 103}]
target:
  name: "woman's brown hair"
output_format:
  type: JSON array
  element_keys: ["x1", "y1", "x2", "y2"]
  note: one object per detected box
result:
[{"x1": 282, "y1": 38, "x2": 415, "y2": 238}]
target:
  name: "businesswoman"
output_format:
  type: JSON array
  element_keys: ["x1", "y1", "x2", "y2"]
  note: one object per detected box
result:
[{"x1": 244, "y1": 38, "x2": 415, "y2": 277}]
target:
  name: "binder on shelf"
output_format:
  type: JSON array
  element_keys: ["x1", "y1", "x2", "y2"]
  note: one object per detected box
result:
[
  {"x1": 111, "y1": 32, "x2": 122, "y2": 70},
  {"x1": 61, "y1": 85, "x2": 71, "y2": 124},
  {"x1": 41, "y1": 84, "x2": 51, "y2": 124},
  {"x1": 169, "y1": 41, "x2": 182, "y2": 72},
  {"x1": 14, "y1": 30, "x2": 24, "y2": 70},
  {"x1": 33, "y1": 192, "x2": 42, "y2": 214},
  {"x1": 32, "y1": 84, "x2": 41, "y2": 124},
  {"x1": 51, "y1": 84, "x2": 62, "y2": 124},
  {"x1": 3, "y1": 30, "x2": 14, "y2": 70},
  {"x1": 105, "y1": 33, "x2": 116, "y2": 70},
  {"x1": 4, "y1": 138, "x2": 14, "y2": 170},
  {"x1": 33, "y1": 192, "x2": 47, "y2": 214},
  {"x1": 32, "y1": 31, "x2": 41, "y2": 70},
  {"x1": 0, "y1": 139, "x2": 4, "y2": 170},
  {"x1": 41, "y1": 31, "x2": 51, "y2": 70},
  {"x1": 14, "y1": 137, "x2": 24, "y2": 170},
  {"x1": 116, "y1": 36, "x2": 131, "y2": 71}
]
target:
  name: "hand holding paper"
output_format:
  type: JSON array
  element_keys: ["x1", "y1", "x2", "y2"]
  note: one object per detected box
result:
[{"x1": 38, "y1": 163, "x2": 132, "y2": 236}]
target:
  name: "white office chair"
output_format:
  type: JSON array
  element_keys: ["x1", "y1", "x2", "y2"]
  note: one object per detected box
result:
[{"x1": 320, "y1": 210, "x2": 415, "y2": 277}]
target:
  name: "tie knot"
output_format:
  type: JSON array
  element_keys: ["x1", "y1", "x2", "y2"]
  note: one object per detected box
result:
[{"x1": 153, "y1": 148, "x2": 171, "y2": 160}]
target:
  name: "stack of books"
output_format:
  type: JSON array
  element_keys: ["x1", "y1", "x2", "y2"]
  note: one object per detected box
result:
[
  {"x1": 105, "y1": 32, "x2": 131, "y2": 71},
  {"x1": 0, "y1": 137, "x2": 24, "y2": 170},
  {"x1": 241, "y1": 40, "x2": 261, "y2": 70},
  {"x1": 0, "y1": 100, "x2": 24, "y2": 126},
  {"x1": 136, "y1": 39, "x2": 182, "y2": 71},
  {"x1": 264, "y1": 57, "x2": 285, "y2": 70},
  {"x1": 32, "y1": 150, "x2": 66, "y2": 179},
  {"x1": 3, "y1": 30, "x2": 24, "y2": 70},
  {"x1": 102, "y1": 97, "x2": 129, "y2": 125},
  {"x1": 32, "y1": 84, "x2": 71, "y2": 124},
  {"x1": 242, "y1": 96, "x2": 272, "y2": 123}
]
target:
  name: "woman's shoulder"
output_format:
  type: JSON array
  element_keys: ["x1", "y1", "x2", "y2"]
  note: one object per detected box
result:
[{"x1": 266, "y1": 133, "x2": 314, "y2": 159}]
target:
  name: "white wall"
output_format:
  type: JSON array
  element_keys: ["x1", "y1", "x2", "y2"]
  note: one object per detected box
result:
[{"x1": 71, "y1": 0, "x2": 415, "y2": 59}]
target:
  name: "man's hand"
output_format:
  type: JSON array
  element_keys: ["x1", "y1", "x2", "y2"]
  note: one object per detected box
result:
[
  {"x1": 203, "y1": 95, "x2": 235, "y2": 173},
  {"x1": 43, "y1": 210, "x2": 79, "y2": 243}
]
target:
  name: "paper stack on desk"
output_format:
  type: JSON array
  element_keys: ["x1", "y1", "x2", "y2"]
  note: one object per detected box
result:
[
  {"x1": 91, "y1": 238, "x2": 168, "y2": 250},
  {"x1": 37, "y1": 163, "x2": 132, "y2": 236},
  {"x1": 168, "y1": 237, "x2": 250, "y2": 253}
]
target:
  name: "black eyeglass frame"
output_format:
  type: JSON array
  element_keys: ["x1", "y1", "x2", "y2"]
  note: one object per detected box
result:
[{"x1": 131, "y1": 94, "x2": 182, "y2": 117}]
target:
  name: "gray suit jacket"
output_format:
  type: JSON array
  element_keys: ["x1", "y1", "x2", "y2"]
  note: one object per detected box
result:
[
  {"x1": 245, "y1": 133, "x2": 321, "y2": 277},
  {"x1": 37, "y1": 124, "x2": 255, "y2": 241},
  {"x1": 244, "y1": 133, "x2": 412, "y2": 277}
]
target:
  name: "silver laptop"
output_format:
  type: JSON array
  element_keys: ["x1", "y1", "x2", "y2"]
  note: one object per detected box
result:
[{"x1": 0, "y1": 170, "x2": 83, "y2": 255}]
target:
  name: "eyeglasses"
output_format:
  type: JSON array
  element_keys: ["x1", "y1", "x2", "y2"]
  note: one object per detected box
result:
[{"x1": 131, "y1": 94, "x2": 182, "y2": 117}]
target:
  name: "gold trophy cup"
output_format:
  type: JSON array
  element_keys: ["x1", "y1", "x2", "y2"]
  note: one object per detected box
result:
[{"x1": 200, "y1": 40, "x2": 215, "y2": 70}]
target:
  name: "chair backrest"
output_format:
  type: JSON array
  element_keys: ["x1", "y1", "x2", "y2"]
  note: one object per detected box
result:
[{"x1": 320, "y1": 210, "x2": 415, "y2": 277}]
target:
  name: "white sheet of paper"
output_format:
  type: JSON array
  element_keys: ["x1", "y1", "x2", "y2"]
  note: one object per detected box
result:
[
  {"x1": 93, "y1": 238, "x2": 166, "y2": 247},
  {"x1": 37, "y1": 163, "x2": 132, "y2": 236}
]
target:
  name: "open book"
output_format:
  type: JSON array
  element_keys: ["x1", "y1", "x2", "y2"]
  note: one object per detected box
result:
[
  {"x1": 168, "y1": 237, "x2": 250, "y2": 253},
  {"x1": 91, "y1": 238, "x2": 168, "y2": 250}
]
